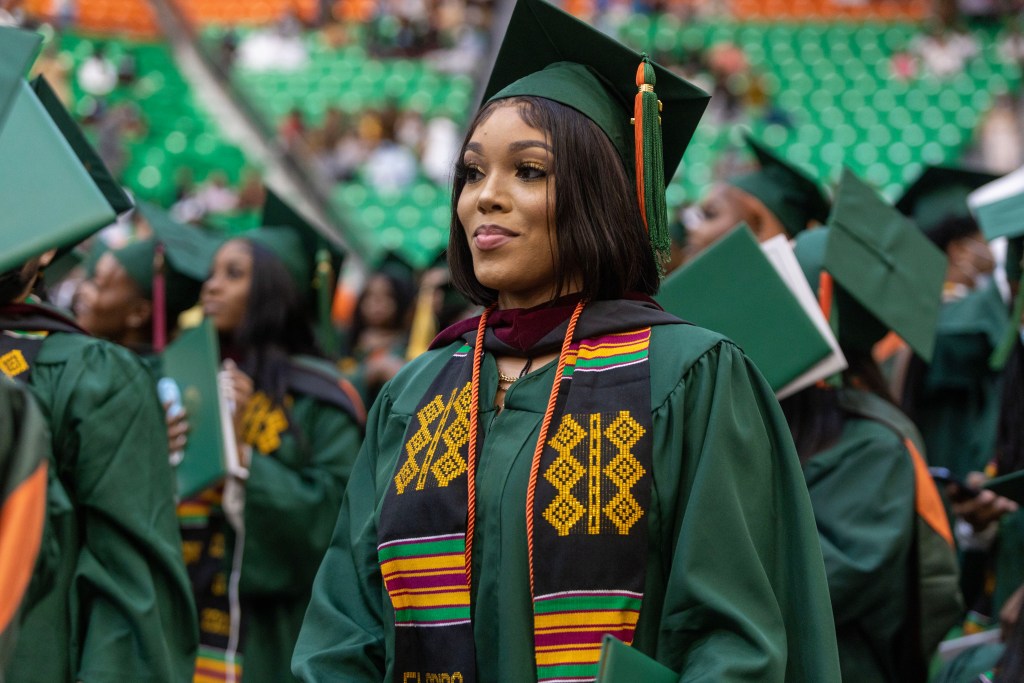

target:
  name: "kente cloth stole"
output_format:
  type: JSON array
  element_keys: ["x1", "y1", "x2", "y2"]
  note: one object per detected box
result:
[{"x1": 377, "y1": 326, "x2": 654, "y2": 683}]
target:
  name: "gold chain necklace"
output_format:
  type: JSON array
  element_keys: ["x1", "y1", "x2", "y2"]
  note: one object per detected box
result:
[{"x1": 497, "y1": 368, "x2": 520, "y2": 385}]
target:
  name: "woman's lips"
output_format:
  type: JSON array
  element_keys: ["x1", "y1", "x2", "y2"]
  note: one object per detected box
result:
[{"x1": 473, "y1": 224, "x2": 518, "y2": 251}]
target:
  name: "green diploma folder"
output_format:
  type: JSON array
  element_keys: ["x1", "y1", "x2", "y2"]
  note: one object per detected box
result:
[
  {"x1": 596, "y1": 635, "x2": 676, "y2": 683},
  {"x1": 161, "y1": 320, "x2": 227, "y2": 498},
  {"x1": 656, "y1": 226, "x2": 833, "y2": 392}
]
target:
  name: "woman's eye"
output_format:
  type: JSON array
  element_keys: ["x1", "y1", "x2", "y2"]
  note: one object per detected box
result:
[
  {"x1": 517, "y1": 162, "x2": 547, "y2": 180},
  {"x1": 227, "y1": 265, "x2": 243, "y2": 279},
  {"x1": 464, "y1": 165, "x2": 484, "y2": 183}
]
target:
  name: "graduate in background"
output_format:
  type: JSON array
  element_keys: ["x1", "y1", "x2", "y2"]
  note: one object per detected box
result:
[
  {"x1": 182, "y1": 194, "x2": 366, "y2": 683},
  {"x1": 293, "y1": 1, "x2": 840, "y2": 680},
  {"x1": 0, "y1": 28, "x2": 197, "y2": 683},
  {"x1": 0, "y1": 377, "x2": 48, "y2": 670},
  {"x1": 780, "y1": 170, "x2": 962, "y2": 682},
  {"x1": 893, "y1": 166, "x2": 1005, "y2": 481},
  {"x1": 682, "y1": 133, "x2": 830, "y2": 263}
]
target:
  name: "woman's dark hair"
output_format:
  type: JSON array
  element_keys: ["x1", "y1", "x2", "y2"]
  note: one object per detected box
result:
[
  {"x1": 779, "y1": 350, "x2": 894, "y2": 464},
  {"x1": 231, "y1": 241, "x2": 319, "y2": 406},
  {"x1": 0, "y1": 261, "x2": 40, "y2": 305},
  {"x1": 995, "y1": 340, "x2": 1024, "y2": 475},
  {"x1": 345, "y1": 270, "x2": 416, "y2": 356},
  {"x1": 447, "y1": 96, "x2": 660, "y2": 307},
  {"x1": 924, "y1": 215, "x2": 981, "y2": 253}
]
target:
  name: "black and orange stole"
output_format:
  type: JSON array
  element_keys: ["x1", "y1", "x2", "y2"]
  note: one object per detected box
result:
[{"x1": 377, "y1": 319, "x2": 654, "y2": 683}]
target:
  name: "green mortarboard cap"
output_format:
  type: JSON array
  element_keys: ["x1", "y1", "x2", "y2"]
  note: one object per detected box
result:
[
  {"x1": 0, "y1": 79, "x2": 115, "y2": 274},
  {"x1": 819, "y1": 168, "x2": 947, "y2": 361},
  {"x1": 656, "y1": 225, "x2": 832, "y2": 391},
  {"x1": 31, "y1": 75, "x2": 133, "y2": 216},
  {"x1": 727, "y1": 134, "x2": 830, "y2": 238},
  {"x1": 482, "y1": 0, "x2": 708, "y2": 264},
  {"x1": 248, "y1": 189, "x2": 346, "y2": 354},
  {"x1": 0, "y1": 27, "x2": 42, "y2": 128},
  {"x1": 926, "y1": 283, "x2": 1009, "y2": 389},
  {"x1": 248, "y1": 189, "x2": 345, "y2": 293},
  {"x1": 137, "y1": 202, "x2": 222, "y2": 282},
  {"x1": 896, "y1": 165, "x2": 997, "y2": 233},
  {"x1": 967, "y1": 166, "x2": 1024, "y2": 242}
]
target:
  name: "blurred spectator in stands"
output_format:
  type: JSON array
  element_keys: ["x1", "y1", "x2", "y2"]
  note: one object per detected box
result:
[
  {"x1": 363, "y1": 106, "x2": 418, "y2": 193},
  {"x1": 77, "y1": 44, "x2": 118, "y2": 97},
  {"x1": 216, "y1": 29, "x2": 239, "y2": 73},
  {"x1": 912, "y1": 26, "x2": 978, "y2": 78},
  {"x1": 236, "y1": 168, "x2": 267, "y2": 211},
  {"x1": 194, "y1": 171, "x2": 239, "y2": 214},
  {"x1": 706, "y1": 42, "x2": 748, "y2": 123},
  {"x1": 979, "y1": 94, "x2": 1023, "y2": 174},
  {"x1": 278, "y1": 106, "x2": 308, "y2": 151},
  {"x1": 31, "y1": 40, "x2": 72, "y2": 105},
  {"x1": 117, "y1": 51, "x2": 137, "y2": 87},
  {"x1": 174, "y1": 167, "x2": 196, "y2": 202},
  {"x1": 54, "y1": 0, "x2": 76, "y2": 31},
  {"x1": 422, "y1": 113, "x2": 460, "y2": 185},
  {"x1": 237, "y1": 24, "x2": 308, "y2": 71},
  {"x1": 95, "y1": 102, "x2": 144, "y2": 178},
  {"x1": 0, "y1": 0, "x2": 24, "y2": 26}
]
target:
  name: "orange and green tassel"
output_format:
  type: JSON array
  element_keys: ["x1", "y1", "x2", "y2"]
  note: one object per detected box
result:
[{"x1": 633, "y1": 54, "x2": 669, "y2": 268}]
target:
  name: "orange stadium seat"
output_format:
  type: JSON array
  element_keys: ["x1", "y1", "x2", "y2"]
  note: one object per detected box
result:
[
  {"x1": 25, "y1": 0, "x2": 159, "y2": 36},
  {"x1": 177, "y1": 0, "x2": 320, "y2": 26},
  {"x1": 333, "y1": 0, "x2": 378, "y2": 22},
  {"x1": 730, "y1": 0, "x2": 927, "y2": 20}
]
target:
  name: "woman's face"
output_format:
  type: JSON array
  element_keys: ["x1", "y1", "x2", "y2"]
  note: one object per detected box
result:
[
  {"x1": 456, "y1": 104, "x2": 559, "y2": 310},
  {"x1": 948, "y1": 231, "x2": 995, "y2": 288},
  {"x1": 75, "y1": 251, "x2": 149, "y2": 343},
  {"x1": 360, "y1": 274, "x2": 399, "y2": 329},
  {"x1": 201, "y1": 239, "x2": 252, "y2": 334},
  {"x1": 683, "y1": 184, "x2": 785, "y2": 263}
]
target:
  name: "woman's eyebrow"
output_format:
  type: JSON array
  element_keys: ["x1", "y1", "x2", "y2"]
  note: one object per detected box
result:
[{"x1": 509, "y1": 140, "x2": 552, "y2": 153}]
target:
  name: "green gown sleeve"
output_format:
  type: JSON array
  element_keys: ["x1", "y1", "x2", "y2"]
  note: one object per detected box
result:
[
  {"x1": 0, "y1": 378, "x2": 49, "y2": 670},
  {"x1": 25, "y1": 338, "x2": 198, "y2": 683},
  {"x1": 291, "y1": 389, "x2": 393, "y2": 681},
  {"x1": 646, "y1": 340, "x2": 840, "y2": 681},
  {"x1": 242, "y1": 396, "x2": 364, "y2": 595},
  {"x1": 804, "y1": 424, "x2": 915, "y2": 622}
]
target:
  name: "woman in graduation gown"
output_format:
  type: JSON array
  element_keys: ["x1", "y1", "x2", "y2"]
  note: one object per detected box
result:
[
  {"x1": 184, "y1": 218, "x2": 365, "y2": 683},
  {"x1": 780, "y1": 174, "x2": 962, "y2": 682},
  {"x1": 292, "y1": 1, "x2": 840, "y2": 681}
]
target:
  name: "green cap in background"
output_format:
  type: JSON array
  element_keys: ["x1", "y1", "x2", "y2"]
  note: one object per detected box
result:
[
  {"x1": 31, "y1": 75, "x2": 133, "y2": 216},
  {"x1": 0, "y1": 78, "x2": 115, "y2": 274},
  {"x1": 656, "y1": 225, "x2": 832, "y2": 391},
  {"x1": 896, "y1": 165, "x2": 997, "y2": 233},
  {"x1": 246, "y1": 189, "x2": 346, "y2": 354},
  {"x1": 727, "y1": 133, "x2": 830, "y2": 238},
  {"x1": 0, "y1": 27, "x2": 42, "y2": 127},
  {"x1": 795, "y1": 168, "x2": 946, "y2": 361},
  {"x1": 964, "y1": 168, "x2": 1024, "y2": 369},
  {"x1": 482, "y1": 0, "x2": 708, "y2": 263}
]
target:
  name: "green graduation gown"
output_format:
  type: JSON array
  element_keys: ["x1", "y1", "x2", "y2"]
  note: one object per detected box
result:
[
  {"x1": 802, "y1": 400, "x2": 917, "y2": 681},
  {"x1": 293, "y1": 323, "x2": 841, "y2": 681},
  {"x1": 182, "y1": 358, "x2": 364, "y2": 683},
  {"x1": 0, "y1": 377, "x2": 49, "y2": 670},
  {"x1": 904, "y1": 285, "x2": 1007, "y2": 479},
  {"x1": 5, "y1": 329, "x2": 198, "y2": 683}
]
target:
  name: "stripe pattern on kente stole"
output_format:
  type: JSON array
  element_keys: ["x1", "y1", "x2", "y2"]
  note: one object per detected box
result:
[
  {"x1": 193, "y1": 645, "x2": 242, "y2": 683},
  {"x1": 378, "y1": 533, "x2": 471, "y2": 627},
  {"x1": 534, "y1": 590, "x2": 642, "y2": 683},
  {"x1": 534, "y1": 326, "x2": 654, "y2": 683},
  {"x1": 560, "y1": 328, "x2": 651, "y2": 380}
]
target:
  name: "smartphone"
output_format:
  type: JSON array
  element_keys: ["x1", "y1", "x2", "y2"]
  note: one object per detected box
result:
[{"x1": 929, "y1": 466, "x2": 981, "y2": 501}]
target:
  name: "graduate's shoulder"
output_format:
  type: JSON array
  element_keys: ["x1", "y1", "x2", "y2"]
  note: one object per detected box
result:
[
  {"x1": 648, "y1": 322, "x2": 741, "y2": 374},
  {"x1": 36, "y1": 330, "x2": 150, "y2": 383},
  {"x1": 382, "y1": 342, "x2": 466, "y2": 414},
  {"x1": 287, "y1": 354, "x2": 366, "y2": 424}
]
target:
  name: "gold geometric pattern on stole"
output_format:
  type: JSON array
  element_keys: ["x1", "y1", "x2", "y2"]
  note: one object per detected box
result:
[
  {"x1": 430, "y1": 382, "x2": 472, "y2": 487},
  {"x1": 240, "y1": 392, "x2": 290, "y2": 454},
  {"x1": 587, "y1": 413, "x2": 602, "y2": 534},
  {"x1": 0, "y1": 349, "x2": 29, "y2": 378},
  {"x1": 396, "y1": 395, "x2": 444, "y2": 494},
  {"x1": 602, "y1": 411, "x2": 646, "y2": 535},
  {"x1": 395, "y1": 381, "x2": 472, "y2": 495},
  {"x1": 542, "y1": 415, "x2": 586, "y2": 536}
]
